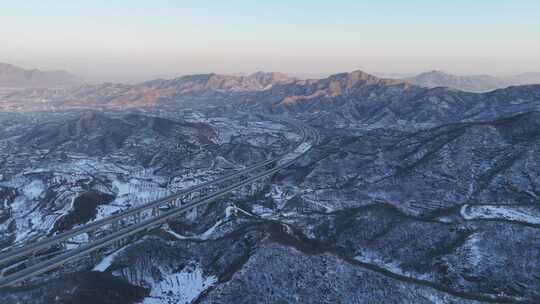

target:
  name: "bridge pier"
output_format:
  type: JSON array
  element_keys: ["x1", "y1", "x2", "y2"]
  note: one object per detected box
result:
[
  {"x1": 87, "y1": 229, "x2": 96, "y2": 241},
  {"x1": 246, "y1": 184, "x2": 254, "y2": 196},
  {"x1": 200, "y1": 187, "x2": 209, "y2": 197},
  {"x1": 90, "y1": 250, "x2": 100, "y2": 264},
  {"x1": 26, "y1": 251, "x2": 36, "y2": 267},
  {"x1": 113, "y1": 238, "x2": 123, "y2": 249},
  {"x1": 151, "y1": 207, "x2": 159, "y2": 217},
  {"x1": 133, "y1": 212, "x2": 141, "y2": 224}
]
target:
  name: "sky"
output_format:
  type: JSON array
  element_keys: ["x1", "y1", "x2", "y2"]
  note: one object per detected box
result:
[{"x1": 1, "y1": 0, "x2": 539, "y2": 82}]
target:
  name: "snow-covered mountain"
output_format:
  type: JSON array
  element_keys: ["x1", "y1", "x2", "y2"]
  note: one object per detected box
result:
[
  {"x1": 2, "y1": 69, "x2": 540, "y2": 303},
  {"x1": 0, "y1": 72, "x2": 294, "y2": 111}
]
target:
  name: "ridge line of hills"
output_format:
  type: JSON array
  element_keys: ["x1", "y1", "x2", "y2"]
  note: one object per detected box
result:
[
  {"x1": 3, "y1": 61, "x2": 540, "y2": 93},
  {"x1": 0, "y1": 62, "x2": 82, "y2": 88},
  {"x1": 1, "y1": 65, "x2": 540, "y2": 123}
]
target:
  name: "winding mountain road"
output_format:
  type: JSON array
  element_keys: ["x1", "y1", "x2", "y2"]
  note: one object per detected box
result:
[{"x1": 0, "y1": 115, "x2": 318, "y2": 288}]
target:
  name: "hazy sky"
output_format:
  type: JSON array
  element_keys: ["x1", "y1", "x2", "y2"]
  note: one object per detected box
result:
[{"x1": 1, "y1": 0, "x2": 539, "y2": 82}]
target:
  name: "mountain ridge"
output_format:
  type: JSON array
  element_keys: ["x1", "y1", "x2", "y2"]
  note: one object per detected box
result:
[
  {"x1": 404, "y1": 70, "x2": 511, "y2": 92},
  {"x1": 403, "y1": 70, "x2": 540, "y2": 92},
  {"x1": 0, "y1": 62, "x2": 83, "y2": 88},
  {"x1": 3, "y1": 69, "x2": 540, "y2": 130}
]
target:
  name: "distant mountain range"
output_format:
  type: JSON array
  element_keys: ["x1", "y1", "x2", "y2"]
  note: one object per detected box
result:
[
  {"x1": 403, "y1": 70, "x2": 540, "y2": 92},
  {"x1": 0, "y1": 62, "x2": 83, "y2": 88},
  {"x1": 3, "y1": 60, "x2": 540, "y2": 94},
  {"x1": 3, "y1": 67, "x2": 540, "y2": 303},
  {"x1": 0, "y1": 71, "x2": 295, "y2": 110},
  {"x1": 141, "y1": 71, "x2": 294, "y2": 94},
  {"x1": 238, "y1": 70, "x2": 540, "y2": 130},
  {"x1": 2, "y1": 69, "x2": 540, "y2": 128},
  {"x1": 512, "y1": 72, "x2": 540, "y2": 85}
]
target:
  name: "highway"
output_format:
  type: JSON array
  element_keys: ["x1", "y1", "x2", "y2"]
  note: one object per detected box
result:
[{"x1": 0, "y1": 115, "x2": 318, "y2": 288}]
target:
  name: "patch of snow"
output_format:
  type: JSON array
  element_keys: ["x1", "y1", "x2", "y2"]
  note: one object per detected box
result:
[
  {"x1": 355, "y1": 250, "x2": 432, "y2": 281},
  {"x1": 164, "y1": 218, "x2": 223, "y2": 241},
  {"x1": 93, "y1": 245, "x2": 129, "y2": 272},
  {"x1": 270, "y1": 184, "x2": 298, "y2": 210},
  {"x1": 22, "y1": 179, "x2": 45, "y2": 199},
  {"x1": 462, "y1": 234, "x2": 483, "y2": 267},
  {"x1": 163, "y1": 227, "x2": 188, "y2": 240},
  {"x1": 0, "y1": 157, "x2": 178, "y2": 246},
  {"x1": 301, "y1": 192, "x2": 335, "y2": 213},
  {"x1": 165, "y1": 205, "x2": 247, "y2": 241},
  {"x1": 277, "y1": 142, "x2": 312, "y2": 165},
  {"x1": 461, "y1": 204, "x2": 540, "y2": 225},
  {"x1": 251, "y1": 204, "x2": 275, "y2": 217},
  {"x1": 142, "y1": 264, "x2": 217, "y2": 304},
  {"x1": 225, "y1": 205, "x2": 253, "y2": 218},
  {"x1": 66, "y1": 233, "x2": 89, "y2": 250}
]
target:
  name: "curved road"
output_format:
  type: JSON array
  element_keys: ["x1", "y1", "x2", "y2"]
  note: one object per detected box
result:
[{"x1": 0, "y1": 115, "x2": 318, "y2": 288}]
